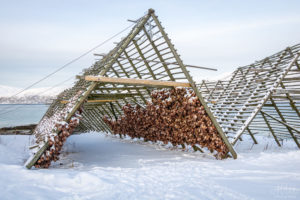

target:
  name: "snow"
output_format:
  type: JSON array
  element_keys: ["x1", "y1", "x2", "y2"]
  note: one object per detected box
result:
[
  {"x1": 31, "y1": 90, "x2": 82, "y2": 146},
  {"x1": 0, "y1": 133, "x2": 300, "y2": 200}
]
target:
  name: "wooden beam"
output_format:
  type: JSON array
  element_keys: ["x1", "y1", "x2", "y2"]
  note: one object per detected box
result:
[
  {"x1": 127, "y1": 19, "x2": 138, "y2": 23},
  {"x1": 246, "y1": 128, "x2": 258, "y2": 144},
  {"x1": 142, "y1": 26, "x2": 175, "y2": 81},
  {"x1": 95, "y1": 86, "x2": 152, "y2": 90},
  {"x1": 116, "y1": 59, "x2": 149, "y2": 104},
  {"x1": 85, "y1": 76, "x2": 191, "y2": 87},
  {"x1": 248, "y1": 69, "x2": 271, "y2": 72},
  {"x1": 261, "y1": 110, "x2": 300, "y2": 134},
  {"x1": 282, "y1": 77, "x2": 300, "y2": 81},
  {"x1": 151, "y1": 13, "x2": 235, "y2": 158},
  {"x1": 271, "y1": 95, "x2": 300, "y2": 100},
  {"x1": 25, "y1": 11, "x2": 154, "y2": 169},
  {"x1": 62, "y1": 99, "x2": 117, "y2": 104},
  {"x1": 274, "y1": 89, "x2": 300, "y2": 94},
  {"x1": 267, "y1": 98, "x2": 300, "y2": 148},
  {"x1": 260, "y1": 111, "x2": 281, "y2": 147},
  {"x1": 132, "y1": 40, "x2": 157, "y2": 79},
  {"x1": 87, "y1": 100, "x2": 117, "y2": 103},
  {"x1": 89, "y1": 93, "x2": 140, "y2": 100},
  {"x1": 279, "y1": 82, "x2": 300, "y2": 118},
  {"x1": 0, "y1": 124, "x2": 36, "y2": 135}
]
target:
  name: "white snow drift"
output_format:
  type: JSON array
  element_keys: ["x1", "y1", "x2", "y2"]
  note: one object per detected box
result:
[{"x1": 0, "y1": 133, "x2": 300, "y2": 200}]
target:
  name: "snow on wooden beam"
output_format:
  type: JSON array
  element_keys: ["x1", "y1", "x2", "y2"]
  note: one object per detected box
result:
[
  {"x1": 89, "y1": 93, "x2": 140, "y2": 99},
  {"x1": 84, "y1": 76, "x2": 191, "y2": 87},
  {"x1": 273, "y1": 89, "x2": 300, "y2": 94},
  {"x1": 87, "y1": 100, "x2": 117, "y2": 103},
  {"x1": 62, "y1": 99, "x2": 117, "y2": 104}
]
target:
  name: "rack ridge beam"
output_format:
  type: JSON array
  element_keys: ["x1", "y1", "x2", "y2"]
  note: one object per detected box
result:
[{"x1": 85, "y1": 76, "x2": 191, "y2": 87}]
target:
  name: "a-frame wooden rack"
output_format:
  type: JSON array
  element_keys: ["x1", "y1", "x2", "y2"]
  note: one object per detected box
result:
[
  {"x1": 25, "y1": 9, "x2": 300, "y2": 169},
  {"x1": 25, "y1": 9, "x2": 237, "y2": 169},
  {"x1": 198, "y1": 44, "x2": 300, "y2": 148}
]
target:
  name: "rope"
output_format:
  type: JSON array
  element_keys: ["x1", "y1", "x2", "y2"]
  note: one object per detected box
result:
[
  {"x1": 10, "y1": 23, "x2": 134, "y2": 98},
  {"x1": 0, "y1": 75, "x2": 74, "y2": 116},
  {"x1": 0, "y1": 23, "x2": 135, "y2": 117}
]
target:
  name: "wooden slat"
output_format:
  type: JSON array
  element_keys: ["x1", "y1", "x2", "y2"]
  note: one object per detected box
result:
[
  {"x1": 85, "y1": 76, "x2": 191, "y2": 87},
  {"x1": 89, "y1": 93, "x2": 140, "y2": 99},
  {"x1": 274, "y1": 89, "x2": 300, "y2": 94},
  {"x1": 87, "y1": 100, "x2": 117, "y2": 103},
  {"x1": 150, "y1": 13, "x2": 236, "y2": 158}
]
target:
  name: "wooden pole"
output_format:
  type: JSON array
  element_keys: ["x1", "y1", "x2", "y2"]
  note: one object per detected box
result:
[
  {"x1": 26, "y1": 10, "x2": 154, "y2": 169},
  {"x1": 150, "y1": 13, "x2": 235, "y2": 158}
]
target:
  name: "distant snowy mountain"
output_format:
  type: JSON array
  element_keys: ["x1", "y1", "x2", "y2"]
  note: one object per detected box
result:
[
  {"x1": 0, "y1": 85, "x2": 20, "y2": 97},
  {"x1": 0, "y1": 85, "x2": 66, "y2": 104},
  {"x1": 192, "y1": 71, "x2": 233, "y2": 83}
]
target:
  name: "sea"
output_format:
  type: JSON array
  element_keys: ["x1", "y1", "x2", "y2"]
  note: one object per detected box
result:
[{"x1": 0, "y1": 104, "x2": 48, "y2": 128}]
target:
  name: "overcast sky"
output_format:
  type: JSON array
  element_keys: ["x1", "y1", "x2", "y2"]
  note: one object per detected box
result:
[{"x1": 1, "y1": 0, "x2": 300, "y2": 88}]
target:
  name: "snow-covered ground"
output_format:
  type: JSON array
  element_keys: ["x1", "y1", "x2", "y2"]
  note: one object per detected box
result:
[{"x1": 0, "y1": 133, "x2": 300, "y2": 200}]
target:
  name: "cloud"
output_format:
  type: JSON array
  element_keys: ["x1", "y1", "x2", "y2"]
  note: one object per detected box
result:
[
  {"x1": 168, "y1": 14, "x2": 300, "y2": 73},
  {"x1": 173, "y1": 15, "x2": 300, "y2": 40},
  {"x1": 1, "y1": 3, "x2": 300, "y2": 88}
]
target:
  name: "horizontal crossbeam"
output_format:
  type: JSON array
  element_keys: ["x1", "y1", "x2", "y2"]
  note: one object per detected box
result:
[
  {"x1": 85, "y1": 76, "x2": 191, "y2": 87},
  {"x1": 88, "y1": 93, "x2": 140, "y2": 100},
  {"x1": 95, "y1": 86, "x2": 151, "y2": 90},
  {"x1": 273, "y1": 89, "x2": 300, "y2": 94},
  {"x1": 61, "y1": 99, "x2": 117, "y2": 104},
  {"x1": 87, "y1": 100, "x2": 117, "y2": 103}
]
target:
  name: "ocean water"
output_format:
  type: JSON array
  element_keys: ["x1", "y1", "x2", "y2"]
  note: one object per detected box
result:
[{"x1": 0, "y1": 104, "x2": 48, "y2": 128}]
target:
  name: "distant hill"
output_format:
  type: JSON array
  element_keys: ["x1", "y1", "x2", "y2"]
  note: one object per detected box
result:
[{"x1": 0, "y1": 85, "x2": 66, "y2": 104}]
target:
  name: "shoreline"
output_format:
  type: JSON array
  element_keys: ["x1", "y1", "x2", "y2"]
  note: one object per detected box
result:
[{"x1": 0, "y1": 104, "x2": 50, "y2": 105}]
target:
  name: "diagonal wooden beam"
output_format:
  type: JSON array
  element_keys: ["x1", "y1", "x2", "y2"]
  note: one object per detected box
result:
[
  {"x1": 150, "y1": 13, "x2": 234, "y2": 158},
  {"x1": 261, "y1": 110, "x2": 300, "y2": 136},
  {"x1": 279, "y1": 82, "x2": 300, "y2": 118},
  {"x1": 25, "y1": 10, "x2": 154, "y2": 169},
  {"x1": 115, "y1": 59, "x2": 149, "y2": 105},
  {"x1": 246, "y1": 127, "x2": 258, "y2": 144},
  {"x1": 260, "y1": 111, "x2": 281, "y2": 146},
  {"x1": 261, "y1": 106, "x2": 300, "y2": 148},
  {"x1": 132, "y1": 40, "x2": 157, "y2": 79},
  {"x1": 142, "y1": 26, "x2": 175, "y2": 81}
]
